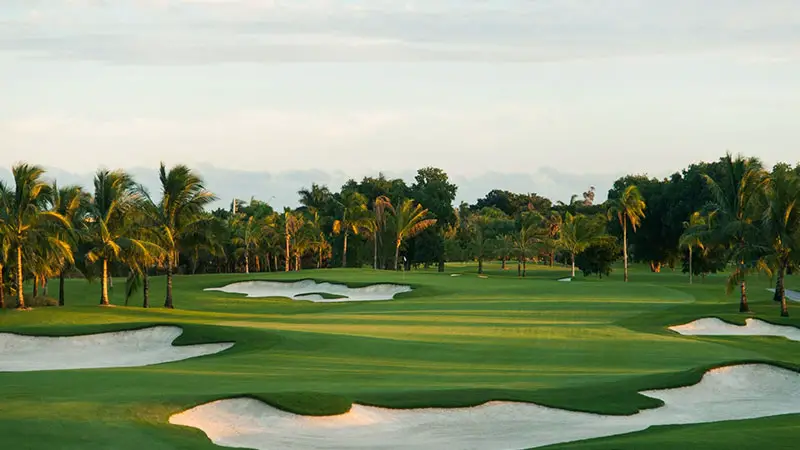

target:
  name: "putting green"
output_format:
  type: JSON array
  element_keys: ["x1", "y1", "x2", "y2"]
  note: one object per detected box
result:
[{"x1": 0, "y1": 263, "x2": 798, "y2": 449}]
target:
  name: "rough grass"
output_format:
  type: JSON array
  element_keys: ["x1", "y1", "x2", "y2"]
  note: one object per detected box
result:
[{"x1": 0, "y1": 262, "x2": 797, "y2": 449}]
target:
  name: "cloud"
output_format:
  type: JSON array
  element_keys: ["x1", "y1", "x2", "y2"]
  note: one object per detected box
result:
[{"x1": 1, "y1": 0, "x2": 798, "y2": 63}]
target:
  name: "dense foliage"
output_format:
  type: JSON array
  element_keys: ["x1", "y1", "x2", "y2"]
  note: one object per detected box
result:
[{"x1": 1, "y1": 153, "x2": 798, "y2": 316}]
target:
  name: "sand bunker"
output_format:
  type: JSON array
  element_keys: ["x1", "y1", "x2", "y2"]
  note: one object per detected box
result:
[
  {"x1": 670, "y1": 318, "x2": 800, "y2": 342},
  {"x1": 169, "y1": 364, "x2": 800, "y2": 450},
  {"x1": 558, "y1": 277, "x2": 572, "y2": 282},
  {"x1": 206, "y1": 280, "x2": 412, "y2": 302},
  {"x1": 767, "y1": 288, "x2": 800, "y2": 302},
  {"x1": 0, "y1": 326, "x2": 234, "y2": 372}
]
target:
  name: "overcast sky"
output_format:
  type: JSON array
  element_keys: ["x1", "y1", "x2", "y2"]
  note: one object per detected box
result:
[{"x1": 2, "y1": 0, "x2": 800, "y2": 209}]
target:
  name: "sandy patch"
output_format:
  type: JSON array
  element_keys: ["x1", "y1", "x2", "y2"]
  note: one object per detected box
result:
[
  {"x1": 206, "y1": 280, "x2": 411, "y2": 302},
  {"x1": 169, "y1": 364, "x2": 800, "y2": 450},
  {"x1": 558, "y1": 278, "x2": 571, "y2": 282},
  {"x1": 670, "y1": 318, "x2": 800, "y2": 342},
  {"x1": 0, "y1": 326, "x2": 234, "y2": 372}
]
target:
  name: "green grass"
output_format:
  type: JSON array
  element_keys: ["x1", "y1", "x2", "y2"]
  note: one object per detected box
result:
[{"x1": 0, "y1": 262, "x2": 798, "y2": 449}]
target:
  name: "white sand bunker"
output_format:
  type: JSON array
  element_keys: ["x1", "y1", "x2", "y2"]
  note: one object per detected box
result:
[
  {"x1": 0, "y1": 326, "x2": 234, "y2": 372},
  {"x1": 670, "y1": 318, "x2": 800, "y2": 342},
  {"x1": 170, "y1": 364, "x2": 800, "y2": 450},
  {"x1": 767, "y1": 288, "x2": 800, "y2": 302},
  {"x1": 206, "y1": 280, "x2": 412, "y2": 302},
  {"x1": 558, "y1": 277, "x2": 572, "y2": 282}
]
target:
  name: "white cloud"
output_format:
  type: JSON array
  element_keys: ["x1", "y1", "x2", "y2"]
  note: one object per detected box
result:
[{"x1": 1, "y1": 0, "x2": 798, "y2": 63}]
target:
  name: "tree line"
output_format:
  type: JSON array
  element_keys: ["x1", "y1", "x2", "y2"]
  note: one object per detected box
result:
[{"x1": 1, "y1": 153, "x2": 797, "y2": 317}]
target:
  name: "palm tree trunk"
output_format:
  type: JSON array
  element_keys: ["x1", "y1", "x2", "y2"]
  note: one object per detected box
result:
[
  {"x1": 478, "y1": 258, "x2": 483, "y2": 274},
  {"x1": 373, "y1": 237, "x2": 378, "y2": 270},
  {"x1": 394, "y1": 241, "x2": 401, "y2": 271},
  {"x1": 143, "y1": 272, "x2": 150, "y2": 309},
  {"x1": 295, "y1": 253, "x2": 300, "y2": 271},
  {"x1": 16, "y1": 245, "x2": 25, "y2": 309},
  {"x1": 774, "y1": 275, "x2": 782, "y2": 302},
  {"x1": 522, "y1": 255, "x2": 527, "y2": 277},
  {"x1": 164, "y1": 254, "x2": 174, "y2": 309},
  {"x1": 342, "y1": 231, "x2": 349, "y2": 268},
  {"x1": 501, "y1": 257, "x2": 506, "y2": 270},
  {"x1": 245, "y1": 250, "x2": 250, "y2": 274},
  {"x1": 688, "y1": 246, "x2": 693, "y2": 285},
  {"x1": 274, "y1": 254, "x2": 278, "y2": 273},
  {"x1": 739, "y1": 279, "x2": 749, "y2": 313},
  {"x1": 100, "y1": 258, "x2": 109, "y2": 306},
  {"x1": 59, "y1": 270, "x2": 66, "y2": 306},
  {"x1": 285, "y1": 235, "x2": 290, "y2": 272},
  {"x1": 623, "y1": 215, "x2": 629, "y2": 282},
  {"x1": 517, "y1": 258, "x2": 521, "y2": 277},
  {"x1": 0, "y1": 264, "x2": 5, "y2": 309},
  {"x1": 571, "y1": 252, "x2": 576, "y2": 277},
  {"x1": 42, "y1": 277, "x2": 48, "y2": 297},
  {"x1": 779, "y1": 261, "x2": 789, "y2": 317},
  {"x1": 32, "y1": 276, "x2": 38, "y2": 298},
  {"x1": 550, "y1": 252, "x2": 555, "y2": 267}
]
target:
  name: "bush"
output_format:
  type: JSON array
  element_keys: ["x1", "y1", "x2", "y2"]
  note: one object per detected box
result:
[{"x1": 576, "y1": 236, "x2": 621, "y2": 278}]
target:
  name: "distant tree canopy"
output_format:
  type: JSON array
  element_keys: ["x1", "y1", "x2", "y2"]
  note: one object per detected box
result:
[{"x1": 2, "y1": 153, "x2": 799, "y2": 316}]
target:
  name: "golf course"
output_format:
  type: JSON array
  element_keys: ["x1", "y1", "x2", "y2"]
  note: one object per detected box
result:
[{"x1": 1, "y1": 263, "x2": 798, "y2": 449}]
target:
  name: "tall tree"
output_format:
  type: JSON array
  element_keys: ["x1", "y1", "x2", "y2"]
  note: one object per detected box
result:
[
  {"x1": 0, "y1": 164, "x2": 69, "y2": 309},
  {"x1": 391, "y1": 199, "x2": 437, "y2": 270},
  {"x1": 703, "y1": 153, "x2": 767, "y2": 312},
  {"x1": 333, "y1": 190, "x2": 368, "y2": 268},
  {"x1": 558, "y1": 212, "x2": 604, "y2": 277},
  {"x1": 411, "y1": 167, "x2": 457, "y2": 272},
  {"x1": 607, "y1": 185, "x2": 646, "y2": 282},
  {"x1": 86, "y1": 169, "x2": 147, "y2": 306},
  {"x1": 679, "y1": 211, "x2": 714, "y2": 285},
  {"x1": 141, "y1": 163, "x2": 216, "y2": 308},
  {"x1": 360, "y1": 196, "x2": 393, "y2": 270},
  {"x1": 762, "y1": 164, "x2": 800, "y2": 317},
  {"x1": 50, "y1": 183, "x2": 86, "y2": 306}
]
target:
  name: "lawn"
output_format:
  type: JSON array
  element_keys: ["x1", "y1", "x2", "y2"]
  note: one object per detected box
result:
[{"x1": 0, "y1": 263, "x2": 798, "y2": 449}]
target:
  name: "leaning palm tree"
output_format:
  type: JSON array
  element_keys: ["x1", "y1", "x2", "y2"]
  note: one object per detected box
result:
[
  {"x1": 543, "y1": 211, "x2": 563, "y2": 266},
  {"x1": 703, "y1": 153, "x2": 768, "y2": 313},
  {"x1": 0, "y1": 164, "x2": 69, "y2": 309},
  {"x1": 86, "y1": 169, "x2": 151, "y2": 306},
  {"x1": 762, "y1": 164, "x2": 800, "y2": 317},
  {"x1": 607, "y1": 185, "x2": 646, "y2": 282},
  {"x1": 558, "y1": 212, "x2": 604, "y2": 277},
  {"x1": 333, "y1": 190, "x2": 368, "y2": 268},
  {"x1": 391, "y1": 199, "x2": 437, "y2": 270},
  {"x1": 140, "y1": 163, "x2": 217, "y2": 308}
]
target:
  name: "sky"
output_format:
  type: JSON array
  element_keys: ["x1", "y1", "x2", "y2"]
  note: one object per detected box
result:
[{"x1": 2, "y1": 0, "x2": 800, "y2": 209}]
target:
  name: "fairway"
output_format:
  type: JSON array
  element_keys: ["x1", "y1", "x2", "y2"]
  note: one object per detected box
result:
[{"x1": 0, "y1": 264, "x2": 798, "y2": 449}]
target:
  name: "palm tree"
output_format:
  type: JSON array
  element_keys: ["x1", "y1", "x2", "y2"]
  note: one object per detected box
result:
[
  {"x1": 140, "y1": 163, "x2": 216, "y2": 308},
  {"x1": 703, "y1": 153, "x2": 768, "y2": 313},
  {"x1": 231, "y1": 215, "x2": 265, "y2": 274},
  {"x1": 391, "y1": 199, "x2": 437, "y2": 270},
  {"x1": 282, "y1": 209, "x2": 303, "y2": 271},
  {"x1": 679, "y1": 211, "x2": 714, "y2": 285},
  {"x1": 467, "y1": 214, "x2": 496, "y2": 274},
  {"x1": 495, "y1": 234, "x2": 514, "y2": 270},
  {"x1": 333, "y1": 190, "x2": 368, "y2": 268},
  {"x1": 121, "y1": 214, "x2": 164, "y2": 308},
  {"x1": 86, "y1": 169, "x2": 150, "y2": 306},
  {"x1": 50, "y1": 183, "x2": 86, "y2": 306},
  {"x1": 297, "y1": 184, "x2": 331, "y2": 213},
  {"x1": 558, "y1": 212, "x2": 604, "y2": 277},
  {"x1": 543, "y1": 211, "x2": 563, "y2": 266},
  {"x1": 762, "y1": 164, "x2": 800, "y2": 317},
  {"x1": 607, "y1": 185, "x2": 646, "y2": 282},
  {"x1": 0, "y1": 164, "x2": 69, "y2": 309},
  {"x1": 360, "y1": 196, "x2": 393, "y2": 270}
]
